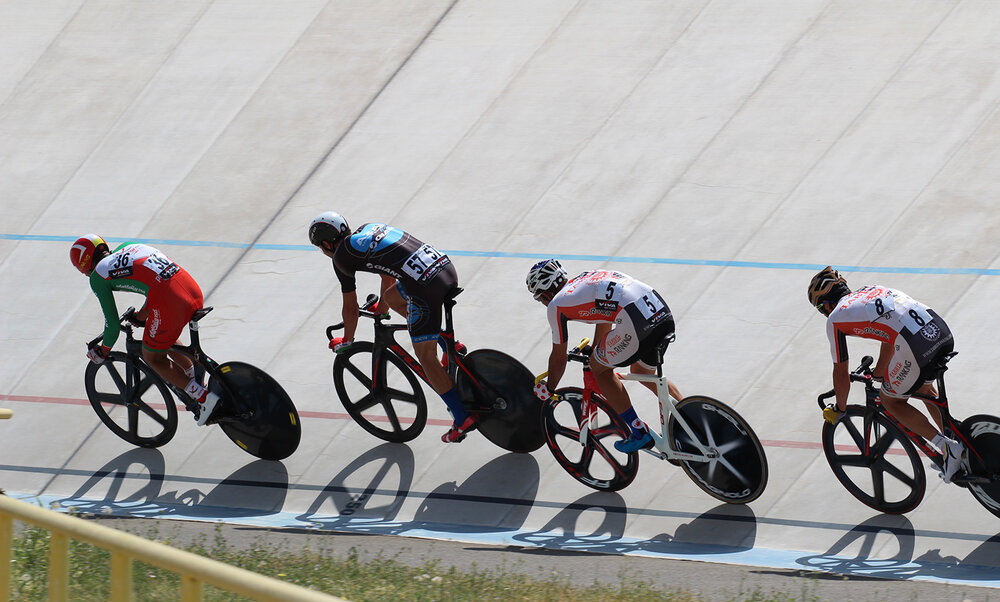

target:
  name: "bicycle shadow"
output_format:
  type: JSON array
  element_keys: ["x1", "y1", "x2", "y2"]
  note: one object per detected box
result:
[
  {"x1": 52, "y1": 448, "x2": 290, "y2": 520},
  {"x1": 510, "y1": 496, "x2": 758, "y2": 557},
  {"x1": 794, "y1": 514, "x2": 1000, "y2": 582},
  {"x1": 295, "y1": 442, "x2": 415, "y2": 531},
  {"x1": 411, "y1": 452, "x2": 540, "y2": 533}
]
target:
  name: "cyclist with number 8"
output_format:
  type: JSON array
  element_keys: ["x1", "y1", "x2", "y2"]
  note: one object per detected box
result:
[
  {"x1": 527, "y1": 260, "x2": 683, "y2": 453},
  {"x1": 807, "y1": 266, "x2": 966, "y2": 482},
  {"x1": 71, "y1": 235, "x2": 219, "y2": 425},
  {"x1": 308, "y1": 213, "x2": 473, "y2": 443}
]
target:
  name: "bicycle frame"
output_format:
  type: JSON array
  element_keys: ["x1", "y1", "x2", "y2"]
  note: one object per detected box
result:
[
  {"x1": 89, "y1": 307, "x2": 225, "y2": 416},
  {"x1": 552, "y1": 339, "x2": 719, "y2": 465},
  {"x1": 820, "y1": 354, "x2": 987, "y2": 480},
  {"x1": 330, "y1": 292, "x2": 502, "y2": 413}
]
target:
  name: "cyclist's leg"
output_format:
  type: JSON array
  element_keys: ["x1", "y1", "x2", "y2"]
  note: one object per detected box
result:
[
  {"x1": 379, "y1": 275, "x2": 408, "y2": 317},
  {"x1": 403, "y1": 274, "x2": 470, "y2": 436},
  {"x1": 143, "y1": 274, "x2": 208, "y2": 403}
]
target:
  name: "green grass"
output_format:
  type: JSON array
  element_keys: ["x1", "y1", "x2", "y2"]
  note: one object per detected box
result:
[{"x1": 5, "y1": 523, "x2": 815, "y2": 602}]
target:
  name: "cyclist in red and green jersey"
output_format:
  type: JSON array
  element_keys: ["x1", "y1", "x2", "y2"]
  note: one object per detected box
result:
[{"x1": 71, "y1": 234, "x2": 219, "y2": 425}]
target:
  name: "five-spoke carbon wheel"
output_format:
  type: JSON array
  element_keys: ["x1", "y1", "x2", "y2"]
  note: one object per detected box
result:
[
  {"x1": 543, "y1": 387, "x2": 638, "y2": 491},
  {"x1": 822, "y1": 404, "x2": 925, "y2": 514},
  {"x1": 333, "y1": 342, "x2": 427, "y2": 443},
  {"x1": 84, "y1": 352, "x2": 178, "y2": 448}
]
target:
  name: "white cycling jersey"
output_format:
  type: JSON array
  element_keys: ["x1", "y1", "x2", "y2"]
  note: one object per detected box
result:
[{"x1": 826, "y1": 285, "x2": 953, "y2": 397}]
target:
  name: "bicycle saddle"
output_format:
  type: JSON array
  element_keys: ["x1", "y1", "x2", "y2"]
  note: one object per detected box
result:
[
  {"x1": 931, "y1": 350, "x2": 959, "y2": 375},
  {"x1": 653, "y1": 333, "x2": 676, "y2": 366},
  {"x1": 445, "y1": 287, "x2": 464, "y2": 301},
  {"x1": 191, "y1": 307, "x2": 214, "y2": 322}
]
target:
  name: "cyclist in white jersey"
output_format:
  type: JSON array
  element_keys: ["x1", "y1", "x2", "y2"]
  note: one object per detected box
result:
[
  {"x1": 808, "y1": 266, "x2": 966, "y2": 482},
  {"x1": 527, "y1": 260, "x2": 681, "y2": 453}
]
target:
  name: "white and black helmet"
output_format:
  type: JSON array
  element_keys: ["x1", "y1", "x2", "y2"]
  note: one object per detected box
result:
[
  {"x1": 526, "y1": 259, "x2": 567, "y2": 295},
  {"x1": 309, "y1": 212, "x2": 351, "y2": 248}
]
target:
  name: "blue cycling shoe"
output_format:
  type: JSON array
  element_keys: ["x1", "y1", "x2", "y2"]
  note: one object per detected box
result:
[{"x1": 614, "y1": 430, "x2": 654, "y2": 453}]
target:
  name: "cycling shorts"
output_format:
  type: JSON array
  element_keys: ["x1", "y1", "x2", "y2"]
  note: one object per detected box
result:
[
  {"x1": 143, "y1": 268, "x2": 204, "y2": 352},
  {"x1": 593, "y1": 301, "x2": 675, "y2": 369},
  {"x1": 395, "y1": 262, "x2": 459, "y2": 344},
  {"x1": 881, "y1": 311, "x2": 954, "y2": 398}
]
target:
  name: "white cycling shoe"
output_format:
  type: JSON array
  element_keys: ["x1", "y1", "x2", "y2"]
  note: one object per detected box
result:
[
  {"x1": 939, "y1": 439, "x2": 968, "y2": 484},
  {"x1": 195, "y1": 391, "x2": 220, "y2": 426}
]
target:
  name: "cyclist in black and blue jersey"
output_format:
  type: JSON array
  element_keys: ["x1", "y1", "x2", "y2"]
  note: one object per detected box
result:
[{"x1": 309, "y1": 212, "x2": 473, "y2": 443}]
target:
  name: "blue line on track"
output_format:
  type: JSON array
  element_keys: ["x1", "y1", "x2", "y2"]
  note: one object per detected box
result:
[{"x1": 5, "y1": 233, "x2": 1000, "y2": 275}]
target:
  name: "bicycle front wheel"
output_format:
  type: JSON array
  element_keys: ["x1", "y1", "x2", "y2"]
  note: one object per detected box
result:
[
  {"x1": 333, "y1": 342, "x2": 427, "y2": 442},
  {"x1": 668, "y1": 396, "x2": 768, "y2": 504},
  {"x1": 822, "y1": 405, "x2": 925, "y2": 514},
  {"x1": 959, "y1": 414, "x2": 1000, "y2": 518},
  {"x1": 210, "y1": 362, "x2": 301, "y2": 461},
  {"x1": 543, "y1": 387, "x2": 638, "y2": 491},
  {"x1": 84, "y1": 352, "x2": 178, "y2": 448},
  {"x1": 455, "y1": 349, "x2": 544, "y2": 453}
]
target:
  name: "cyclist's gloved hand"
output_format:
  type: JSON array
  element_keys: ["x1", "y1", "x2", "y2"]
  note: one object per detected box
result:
[
  {"x1": 87, "y1": 345, "x2": 111, "y2": 365},
  {"x1": 126, "y1": 313, "x2": 146, "y2": 328},
  {"x1": 368, "y1": 301, "x2": 389, "y2": 317},
  {"x1": 533, "y1": 380, "x2": 551, "y2": 401},
  {"x1": 328, "y1": 337, "x2": 354, "y2": 354},
  {"x1": 823, "y1": 405, "x2": 844, "y2": 425}
]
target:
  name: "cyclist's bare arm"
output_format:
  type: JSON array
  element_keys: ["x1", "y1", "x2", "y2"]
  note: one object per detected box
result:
[
  {"x1": 546, "y1": 342, "x2": 569, "y2": 390},
  {"x1": 832, "y1": 360, "x2": 851, "y2": 410},
  {"x1": 873, "y1": 341, "x2": 893, "y2": 381},
  {"x1": 341, "y1": 290, "x2": 360, "y2": 341}
]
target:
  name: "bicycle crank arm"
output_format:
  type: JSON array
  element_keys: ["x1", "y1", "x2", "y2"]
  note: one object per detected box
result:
[
  {"x1": 647, "y1": 449, "x2": 716, "y2": 463},
  {"x1": 951, "y1": 473, "x2": 993, "y2": 486}
]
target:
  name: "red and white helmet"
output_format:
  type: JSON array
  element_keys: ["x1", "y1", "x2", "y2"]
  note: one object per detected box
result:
[{"x1": 70, "y1": 234, "x2": 108, "y2": 275}]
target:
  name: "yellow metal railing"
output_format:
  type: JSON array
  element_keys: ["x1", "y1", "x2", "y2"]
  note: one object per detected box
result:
[{"x1": 0, "y1": 495, "x2": 346, "y2": 602}]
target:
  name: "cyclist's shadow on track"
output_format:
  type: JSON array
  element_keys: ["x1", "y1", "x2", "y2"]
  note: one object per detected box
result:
[
  {"x1": 295, "y1": 447, "x2": 540, "y2": 535},
  {"x1": 54, "y1": 448, "x2": 290, "y2": 519},
  {"x1": 511, "y1": 498, "x2": 757, "y2": 556},
  {"x1": 296, "y1": 442, "x2": 415, "y2": 531},
  {"x1": 795, "y1": 514, "x2": 1000, "y2": 582}
]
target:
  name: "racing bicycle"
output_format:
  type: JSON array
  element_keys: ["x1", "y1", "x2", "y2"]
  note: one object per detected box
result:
[
  {"x1": 817, "y1": 354, "x2": 1000, "y2": 517},
  {"x1": 538, "y1": 338, "x2": 768, "y2": 502},
  {"x1": 327, "y1": 289, "x2": 545, "y2": 453},
  {"x1": 84, "y1": 307, "x2": 301, "y2": 461}
]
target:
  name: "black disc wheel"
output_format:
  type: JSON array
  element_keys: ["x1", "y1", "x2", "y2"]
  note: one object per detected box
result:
[
  {"x1": 84, "y1": 352, "x2": 178, "y2": 448},
  {"x1": 822, "y1": 405, "x2": 925, "y2": 514},
  {"x1": 959, "y1": 414, "x2": 1000, "y2": 518},
  {"x1": 333, "y1": 342, "x2": 427, "y2": 443},
  {"x1": 543, "y1": 387, "x2": 638, "y2": 491},
  {"x1": 668, "y1": 396, "x2": 768, "y2": 504},
  {"x1": 455, "y1": 349, "x2": 544, "y2": 453},
  {"x1": 210, "y1": 362, "x2": 301, "y2": 461}
]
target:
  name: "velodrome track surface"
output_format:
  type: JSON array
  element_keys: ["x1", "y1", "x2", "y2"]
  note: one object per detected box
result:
[{"x1": 4, "y1": 0, "x2": 1000, "y2": 592}]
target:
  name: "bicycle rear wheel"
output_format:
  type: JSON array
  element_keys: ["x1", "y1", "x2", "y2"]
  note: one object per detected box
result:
[
  {"x1": 959, "y1": 414, "x2": 1000, "y2": 518},
  {"x1": 455, "y1": 349, "x2": 544, "y2": 453},
  {"x1": 332, "y1": 342, "x2": 427, "y2": 442},
  {"x1": 668, "y1": 396, "x2": 768, "y2": 504},
  {"x1": 822, "y1": 405, "x2": 925, "y2": 514},
  {"x1": 209, "y1": 362, "x2": 301, "y2": 461},
  {"x1": 544, "y1": 387, "x2": 638, "y2": 491},
  {"x1": 84, "y1": 352, "x2": 178, "y2": 448}
]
